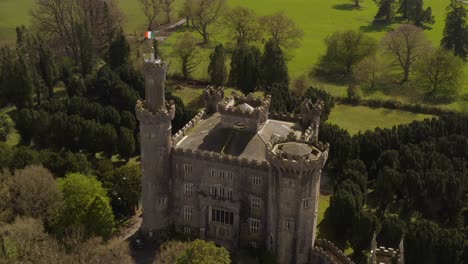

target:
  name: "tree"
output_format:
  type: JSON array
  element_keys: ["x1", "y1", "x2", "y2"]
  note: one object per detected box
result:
[
  {"x1": 228, "y1": 45, "x2": 261, "y2": 94},
  {"x1": 397, "y1": 0, "x2": 435, "y2": 26},
  {"x1": 269, "y1": 83, "x2": 294, "y2": 113},
  {"x1": 350, "y1": 211, "x2": 380, "y2": 260},
  {"x1": 382, "y1": 24, "x2": 430, "y2": 82},
  {"x1": 139, "y1": 0, "x2": 162, "y2": 30},
  {"x1": 156, "y1": 240, "x2": 230, "y2": 264},
  {"x1": 117, "y1": 127, "x2": 136, "y2": 159},
  {"x1": 441, "y1": 1, "x2": 468, "y2": 59},
  {"x1": 377, "y1": 215, "x2": 406, "y2": 247},
  {"x1": 0, "y1": 171, "x2": 13, "y2": 223},
  {"x1": 414, "y1": 48, "x2": 463, "y2": 99},
  {"x1": 189, "y1": 0, "x2": 226, "y2": 43},
  {"x1": 98, "y1": 124, "x2": 118, "y2": 155},
  {"x1": 376, "y1": 166, "x2": 402, "y2": 212},
  {"x1": 173, "y1": 33, "x2": 201, "y2": 79},
  {"x1": 260, "y1": 39, "x2": 289, "y2": 90},
  {"x1": 108, "y1": 29, "x2": 130, "y2": 69},
  {"x1": 314, "y1": 30, "x2": 377, "y2": 82},
  {"x1": 10, "y1": 165, "x2": 63, "y2": 225},
  {"x1": 10, "y1": 147, "x2": 40, "y2": 170},
  {"x1": 208, "y1": 44, "x2": 227, "y2": 86},
  {"x1": 405, "y1": 219, "x2": 439, "y2": 264},
  {"x1": 355, "y1": 55, "x2": 389, "y2": 90},
  {"x1": 259, "y1": 12, "x2": 304, "y2": 50},
  {"x1": 224, "y1": 6, "x2": 260, "y2": 45},
  {"x1": 328, "y1": 189, "x2": 358, "y2": 242},
  {"x1": 161, "y1": 0, "x2": 176, "y2": 24},
  {"x1": 31, "y1": 0, "x2": 123, "y2": 63},
  {"x1": 0, "y1": 113, "x2": 14, "y2": 141},
  {"x1": 56, "y1": 173, "x2": 114, "y2": 240},
  {"x1": 35, "y1": 35, "x2": 58, "y2": 98},
  {"x1": 120, "y1": 111, "x2": 137, "y2": 131},
  {"x1": 102, "y1": 164, "x2": 141, "y2": 217},
  {"x1": 353, "y1": 0, "x2": 361, "y2": 7},
  {"x1": 374, "y1": 0, "x2": 396, "y2": 24}
]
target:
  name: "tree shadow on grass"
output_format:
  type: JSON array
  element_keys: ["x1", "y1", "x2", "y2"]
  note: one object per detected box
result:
[
  {"x1": 360, "y1": 21, "x2": 393, "y2": 33},
  {"x1": 332, "y1": 4, "x2": 362, "y2": 11}
]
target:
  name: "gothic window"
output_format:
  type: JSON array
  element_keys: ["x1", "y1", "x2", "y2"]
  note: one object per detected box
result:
[
  {"x1": 227, "y1": 171, "x2": 233, "y2": 181},
  {"x1": 183, "y1": 226, "x2": 191, "y2": 235},
  {"x1": 249, "y1": 241, "x2": 258, "y2": 248},
  {"x1": 252, "y1": 176, "x2": 262, "y2": 185},
  {"x1": 183, "y1": 164, "x2": 192, "y2": 175},
  {"x1": 249, "y1": 219, "x2": 261, "y2": 235},
  {"x1": 210, "y1": 186, "x2": 218, "y2": 198},
  {"x1": 211, "y1": 186, "x2": 233, "y2": 200},
  {"x1": 250, "y1": 196, "x2": 261, "y2": 209},
  {"x1": 183, "y1": 206, "x2": 193, "y2": 221},
  {"x1": 184, "y1": 183, "x2": 194, "y2": 195},
  {"x1": 211, "y1": 208, "x2": 233, "y2": 225},
  {"x1": 303, "y1": 198, "x2": 311, "y2": 208}
]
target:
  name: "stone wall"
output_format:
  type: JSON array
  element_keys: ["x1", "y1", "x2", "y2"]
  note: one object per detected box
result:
[
  {"x1": 316, "y1": 239, "x2": 355, "y2": 264},
  {"x1": 172, "y1": 110, "x2": 206, "y2": 145},
  {"x1": 172, "y1": 147, "x2": 270, "y2": 170}
]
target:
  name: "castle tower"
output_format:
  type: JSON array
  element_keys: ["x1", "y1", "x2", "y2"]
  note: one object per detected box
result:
[
  {"x1": 266, "y1": 135, "x2": 329, "y2": 264},
  {"x1": 203, "y1": 85, "x2": 224, "y2": 114},
  {"x1": 136, "y1": 54, "x2": 175, "y2": 235},
  {"x1": 300, "y1": 99, "x2": 324, "y2": 144}
]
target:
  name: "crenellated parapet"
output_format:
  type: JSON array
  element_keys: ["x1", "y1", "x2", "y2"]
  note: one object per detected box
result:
[
  {"x1": 300, "y1": 98, "x2": 324, "y2": 143},
  {"x1": 172, "y1": 110, "x2": 206, "y2": 144},
  {"x1": 316, "y1": 239, "x2": 355, "y2": 264},
  {"x1": 203, "y1": 86, "x2": 224, "y2": 114},
  {"x1": 265, "y1": 133, "x2": 329, "y2": 176},
  {"x1": 218, "y1": 93, "x2": 271, "y2": 119},
  {"x1": 135, "y1": 99, "x2": 175, "y2": 123},
  {"x1": 172, "y1": 147, "x2": 270, "y2": 170}
]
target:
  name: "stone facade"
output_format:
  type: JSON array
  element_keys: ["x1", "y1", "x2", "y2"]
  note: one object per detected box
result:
[{"x1": 137, "y1": 58, "x2": 330, "y2": 264}]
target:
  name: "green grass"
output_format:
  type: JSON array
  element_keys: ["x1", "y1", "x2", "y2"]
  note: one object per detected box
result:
[
  {"x1": 0, "y1": 0, "x2": 34, "y2": 46},
  {"x1": 327, "y1": 104, "x2": 435, "y2": 135},
  {"x1": 318, "y1": 194, "x2": 330, "y2": 225}
]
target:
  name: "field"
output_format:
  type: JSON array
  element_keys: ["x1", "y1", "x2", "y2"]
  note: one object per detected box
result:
[{"x1": 327, "y1": 105, "x2": 435, "y2": 135}]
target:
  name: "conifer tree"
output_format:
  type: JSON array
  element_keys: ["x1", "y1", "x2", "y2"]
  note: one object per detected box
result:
[
  {"x1": 374, "y1": 0, "x2": 396, "y2": 24},
  {"x1": 228, "y1": 45, "x2": 261, "y2": 94},
  {"x1": 441, "y1": 1, "x2": 468, "y2": 59},
  {"x1": 108, "y1": 29, "x2": 130, "y2": 69},
  {"x1": 260, "y1": 39, "x2": 289, "y2": 91},
  {"x1": 397, "y1": 0, "x2": 434, "y2": 26},
  {"x1": 208, "y1": 44, "x2": 227, "y2": 86}
]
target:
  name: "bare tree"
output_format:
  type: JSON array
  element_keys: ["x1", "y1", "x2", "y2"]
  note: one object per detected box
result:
[
  {"x1": 139, "y1": 0, "x2": 162, "y2": 30},
  {"x1": 259, "y1": 12, "x2": 304, "y2": 50},
  {"x1": 189, "y1": 0, "x2": 226, "y2": 44},
  {"x1": 30, "y1": 0, "x2": 123, "y2": 64},
  {"x1": 161, "y1": 0, "x2": 176, "y2": 24},
  {"x1": 224, "y1": 6, "x2": 260, "y2": 45},
  {"x1": 382, "y1": 24, "x2": 431, "y2": 83},
  {"x1": 0, "y1": 172, "x2": 13, "y2": 224},
  {"x1": 355, "y1": 55, "x2": 389, "y2": 90},
  {"x1": 10, "y1": 165, "x2": 64, "y2": 225},
  {"x1": 172, "y1": 32, "x2": 201, "y2": 79},
  {"x1": 0, "y1": 218, "x2": 67, "y2": 264}
]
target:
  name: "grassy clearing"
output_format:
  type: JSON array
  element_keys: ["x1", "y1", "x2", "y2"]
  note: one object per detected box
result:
[
  {"x1": 327, "y1": 104, "x2": 435, "y2": 135},
  {"x1": 318, "y1": 194, "x2": 330, "y2": 225}
]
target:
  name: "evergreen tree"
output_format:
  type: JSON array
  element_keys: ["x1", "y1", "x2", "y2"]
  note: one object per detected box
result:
[
  {"x1": 397, "y1": 0, "x2": 434, "y2": 26},
  {"x1": 36, "y1": 36, "x2": 57, "y2": 98},
  {"x1": 108, "y1": 29, "x2": 130, "y2": 69},
  {"x1": 374, "y1": 0, "x2": 396, "y2": 24},
  {"x1": 208, "y1": 44, "x2": 227, "y2": 86},
  {"x1": 228, "y1": 45, "x2": 261, "y2": 94},
  {"x1": 76, "y1": 23, "x2": 94, "y2": 77},
  {"x1": 117, "y1": 127, "x2": 135, "y2": 159},
  {"x1": 260, "y1": 39, "x2": 289, "y2": 90},
  {"x1": 441, "y1": 1, "x2": 468, "y2": 59}
]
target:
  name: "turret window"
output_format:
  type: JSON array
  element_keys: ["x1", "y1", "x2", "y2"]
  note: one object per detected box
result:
[
  {"x1": 159, "y1": 197, "x2": 167, "y2": 207},
  {"x1": 303, "y1": 198, "x2": 311, "y2": 208},
  {"x1": 183, "y1": 226, "x2": 191, "y2": 235},
  {"x1": 283, "y1": 220, "x2": 294, "y2": 232}
]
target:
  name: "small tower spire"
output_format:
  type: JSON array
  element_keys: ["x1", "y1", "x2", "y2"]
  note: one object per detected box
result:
[{"x1": 143, "y1": 51, "x2": 167, "y2": 112}]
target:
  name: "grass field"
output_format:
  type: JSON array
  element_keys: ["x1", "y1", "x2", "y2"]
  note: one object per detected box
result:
[{"x1": 328, "y1": 104, "x2": 435, "y2": 135}]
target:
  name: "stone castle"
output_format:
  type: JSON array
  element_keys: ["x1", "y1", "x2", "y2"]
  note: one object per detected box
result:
[{"x1": 136, "y1": 55, "x2": 331, "y2": 263}]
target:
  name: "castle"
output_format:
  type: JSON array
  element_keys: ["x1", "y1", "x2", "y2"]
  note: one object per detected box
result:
[{"x1": 136, "y1": 56, "x2": 330, "y2": 263}]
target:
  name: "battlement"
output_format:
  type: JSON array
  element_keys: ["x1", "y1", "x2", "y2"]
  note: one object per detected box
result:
[
  {"x1": 265, "y1": 133, "x2": 329, "y2": 174},
  {"x1": 218, "y1": 93, "x2": 271, "y2": 119},
  {"x1": 172, "y1": 147, "x2": 270, "y2": 170},
  {"x1": 135, "y1": 99, "x2": 175, "y2": 123},
  {"x1": 316, "y1": 239, "x2": 355, "y2": 264},
  {"x1": 269, "y1": 112, "x2": 302, "y2": 123},
  {"x1": 300, "y1": 98, "x2": 324, "y2": 127},
  {"x1": 172, "y1": 110, "x2": 206, "y2": 145},
  {"x1": 203, "y1": 86, "x2": 224, "y2": 114}
]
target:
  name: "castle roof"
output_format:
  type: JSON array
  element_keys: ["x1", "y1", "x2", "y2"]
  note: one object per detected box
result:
[{"x1": 175, "y1": 113, "x2": 302, "y2": 161}]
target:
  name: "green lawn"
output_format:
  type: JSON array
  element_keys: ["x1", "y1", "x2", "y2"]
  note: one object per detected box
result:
[{"x1": 327, "y1": 104, "x2": 435, "y2": 135}]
